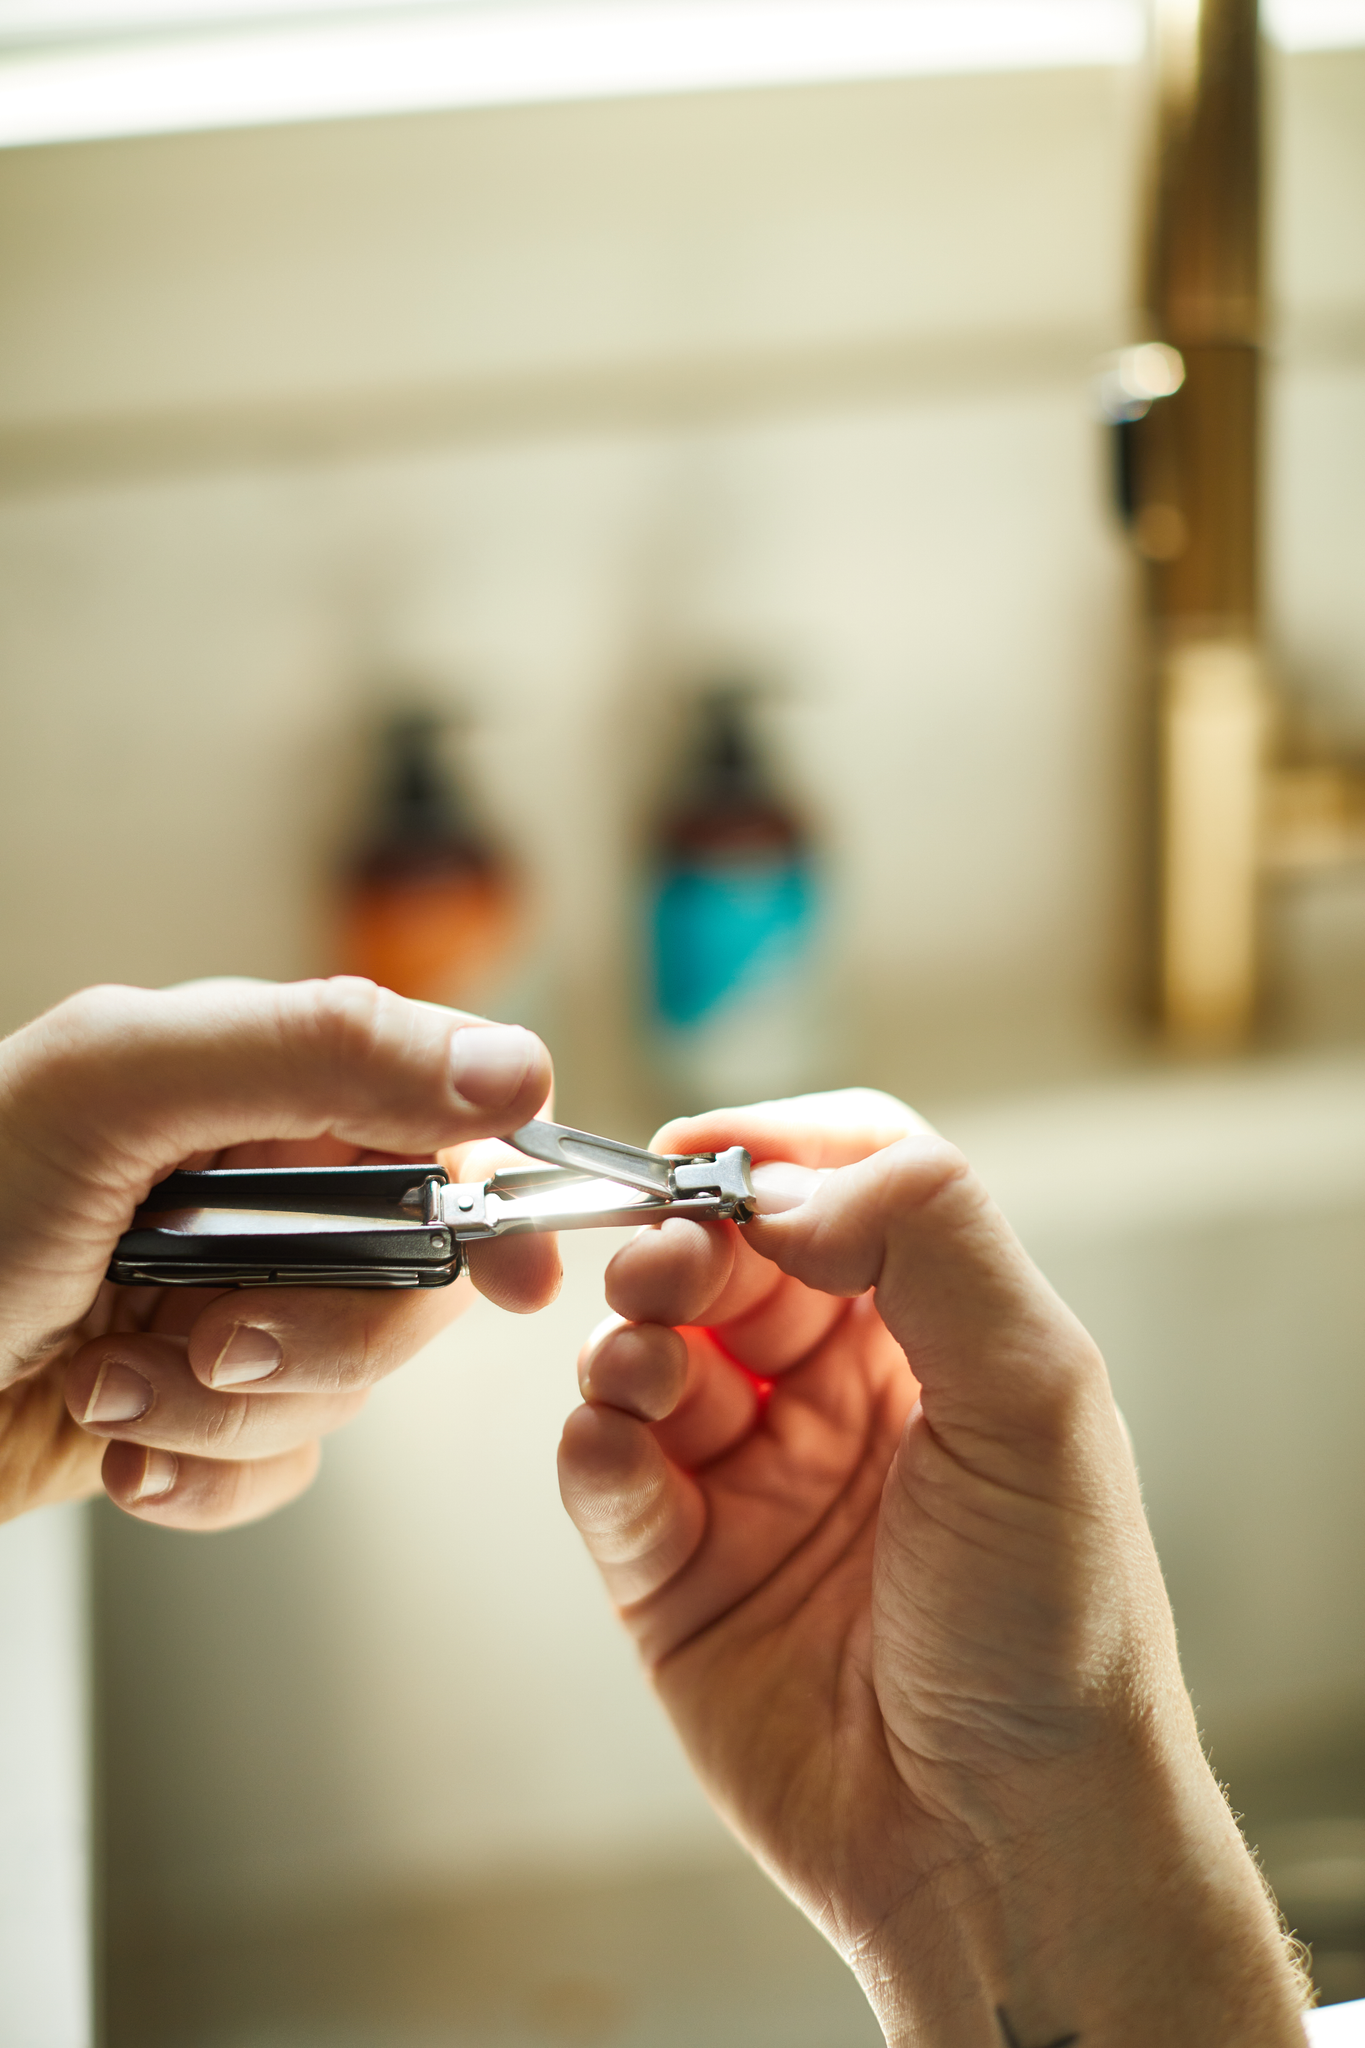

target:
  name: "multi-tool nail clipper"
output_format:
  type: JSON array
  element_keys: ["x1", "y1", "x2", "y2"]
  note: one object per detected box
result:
[{"x1": 108, "y1": 1119, "x2": 755, "y2": 1289}]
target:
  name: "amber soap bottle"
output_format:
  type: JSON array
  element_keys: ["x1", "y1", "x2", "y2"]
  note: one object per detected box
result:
[{"x1": 338, "y1": 709, "x2": 519, "y2": 1008}]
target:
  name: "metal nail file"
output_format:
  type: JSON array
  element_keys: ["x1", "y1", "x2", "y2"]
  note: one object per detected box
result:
[{"x1": 107, "y1": 1118, "x2": 755, "y2": 1290}]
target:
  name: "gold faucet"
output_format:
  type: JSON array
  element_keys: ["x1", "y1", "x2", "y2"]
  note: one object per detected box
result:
[{"x1": 1119, "y1": 0, "x2": 1365, "y2": 1047}]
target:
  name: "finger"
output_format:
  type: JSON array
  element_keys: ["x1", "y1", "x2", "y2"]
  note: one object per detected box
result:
[
  {"x1": 703, "y1": 1266, "x2": 849, "y2": 1379},
  {"x1": 0, "y1": 976, "x2": 552, "y2": 1381},
  {"x1": 750, "y1": 1160, "x2": 832, "y2": 1215},
  {"x1": 464, "y1": 1232, "x2": 563, "y2": 1315},
  {"x1": 101, "y1": 1437, "x2": 321, "y2": 1531},
  {"x1": 209, "y1": 1134, "x2": 374, "y2": 1170},
  {"x1": 652, "y1": 1087, "x2": 931, "y2": 1170},
  {"x1": 579, "y1": 1316, "x2": 689, "y2": 1420},
  {"x1": 603, "y1": 1219, "x2": 736, "y2": 1328},
  {"x1": 557, "y1": 1403, "x2": 705, "y2": 1607},
  {"x1": 687, "y1": 1229, "x2": 795, "y2": 1329},
  {"x1": 181, "y1": 1224, "x2": 563, "y2": 1397},
  {"x1": 650, "y1": 1104, "x2": 1113, "y2": 1456},
  {"x1": 0, "y1": 1362, "x2": 106, "y2": 1525},
  {"x1": 441, "y1": 1134, "x2": 564, "y2": 1313},
  {"x1": 580, "y1": 1319, "x2": 760, "y2": 1469},
  {"x1": 654, "y1": 1329, "x2": 764, "y2": 1470},
  {"x1": 184, "y1": 1279, "x2": 475, "y2": 1394},
  {"x1": 14, "y1": 978, "x2": 552, "y2": 1188},
  {"x1": 566, "y1": 1304, "x2": 912, "y2": 1663},
  {"x1": 440, "y1": 1133, "x2": 538, "y2": 1182},
  {"x1": 604, "y1": 1221, "x2": 844, "y2": 1380},
  {"x1": 746, "y1": 1135, "x2": 1117, "y2": 1469},
  {"x1": 66, "y1": 1333, "x2": 364, "y2": 1460}
]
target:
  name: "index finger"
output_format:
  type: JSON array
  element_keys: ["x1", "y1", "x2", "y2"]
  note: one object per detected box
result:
[{"x1": 652, "y1": 1086, "x2": 932, "y2": 1170}]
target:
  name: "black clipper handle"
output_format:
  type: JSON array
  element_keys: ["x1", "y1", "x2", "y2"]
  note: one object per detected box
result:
[{"x1": 108, "y1": 1164, "x2": 461, "y2": 1290}]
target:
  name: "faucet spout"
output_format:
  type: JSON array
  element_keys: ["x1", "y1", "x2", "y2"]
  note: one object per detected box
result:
[{"x1": 1129, "y1": 0, "x2": 1266, "y2": 1044}]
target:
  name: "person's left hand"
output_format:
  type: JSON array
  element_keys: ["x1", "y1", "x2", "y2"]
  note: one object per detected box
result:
[
  {"x1": 556, "y1": 1090, "x2": 1306, "y2": 2045},
  {"x1": 0, "y1": 977, "x2": 558, "y2": 1531}
]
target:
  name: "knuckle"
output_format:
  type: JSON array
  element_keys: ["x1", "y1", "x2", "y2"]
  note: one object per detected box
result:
[
  {"x1": 13, "y1": 985, "x2": 145, "y2": 1096},
  {"x1": 878, "y1": 1136, "x2": 977, "y2": 1220},
  {"x1": 927, "y1": 1147, "x2": 994, "y2": 1225},
  {"x1": 288, "y1": 977, "x2": 410, "y2": 1087},
  {"x1": 200, "y1": 1393, "x2": 254, "y2": 1457},
  {"x1": 352, "y1": 1314, "x2": 392, "y2": 1386},
  {"x1": 314, "y1": 1302, "x2": 390, "y2": 1393},
  {"x1": 1013, "y1": 1333, "x2": 1111, "y2": 1451},
  {"x1": 913, "y1": 1136, "x2": 973, "y2": 1192},
  {"x1": 322, "y1": 1315, "x2": 384, "y2": 1394},
  {"x1": 274, "y1": 974, "x2": 419, "y2": 1122},
  {"x1": 2, "y1": 986, "x2": 155, "y2": 1188},
  {"x1": 48, "y1": 982, "x2": 148, "y2": 1043}
]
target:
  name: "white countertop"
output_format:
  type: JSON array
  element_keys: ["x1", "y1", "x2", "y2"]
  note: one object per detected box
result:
[
  {"x1": 1307, "y1": 2002, "x2": 1365, "y2": 2043},
  {"x1": 939, "y1": 1048, "x2": 1365, "y2": 1244}
]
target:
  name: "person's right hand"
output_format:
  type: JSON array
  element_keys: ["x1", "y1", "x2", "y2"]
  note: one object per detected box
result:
[
  {"x1": 559, "y1": 1090, "x2": 1309, "y2": 2047},
  {"x1": 0, "y1": 977, "x2": 556, "y2": 1531}
]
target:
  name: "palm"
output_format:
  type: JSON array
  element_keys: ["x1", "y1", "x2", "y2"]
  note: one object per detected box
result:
[
  {"x1": 570, "y1": 1205, "x2": 1124, "y2": 1945},
  {"x1": 639, "y1": 1292, "x2": 912, "y2": 1657},
  {"x1": 603, "y1": 1272, "x2": 952, "y2": 1938}
]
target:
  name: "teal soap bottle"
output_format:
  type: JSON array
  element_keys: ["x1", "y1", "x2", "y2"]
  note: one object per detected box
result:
[{"x1": 647, "y1": 685, "x2": 823, "y2": 1108}]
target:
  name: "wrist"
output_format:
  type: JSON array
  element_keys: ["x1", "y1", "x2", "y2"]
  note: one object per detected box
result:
[{"x1": 856, "y1": 1723, "x2": 1308, "y2": 2048}]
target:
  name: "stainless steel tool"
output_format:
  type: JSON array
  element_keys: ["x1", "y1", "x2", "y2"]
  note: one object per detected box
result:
[{"x1": 107, "y1": 1119, "x2": 756, "y2": 1290}]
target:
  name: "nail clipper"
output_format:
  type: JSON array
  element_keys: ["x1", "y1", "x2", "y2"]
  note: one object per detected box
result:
[{"x1": 108, "y1": 1119, "x2": 755, "y2": 1289}]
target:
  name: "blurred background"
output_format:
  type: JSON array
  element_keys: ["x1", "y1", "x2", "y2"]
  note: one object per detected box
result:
[{"x1": 2, "y1": 0, "x2": 1365, "y2": 2040}]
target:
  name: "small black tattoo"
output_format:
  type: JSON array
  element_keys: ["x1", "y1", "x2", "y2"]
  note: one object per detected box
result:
[{"x1": 995, "y1": 2007, "x2": 1081, "y2": 2048}]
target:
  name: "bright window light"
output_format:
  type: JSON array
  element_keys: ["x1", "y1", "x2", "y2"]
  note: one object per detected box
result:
[
  {"x1": 1265, "y1": 0, "x2": 1365, "y2": 46},
  {"x1": 0, "y1": 0, "x2": 1359, "y2": 151}
]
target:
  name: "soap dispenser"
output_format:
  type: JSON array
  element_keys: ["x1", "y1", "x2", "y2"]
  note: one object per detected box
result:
[
  {"x1": 338, "y1": 707, "x2": 519, "y2": 1011},
  {"x1": 646, "y1": 683, "x2": 824, "y2": 1107}
]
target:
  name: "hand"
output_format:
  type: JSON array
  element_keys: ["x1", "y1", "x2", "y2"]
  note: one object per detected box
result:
[
  {"x1": 558, "y1": 1091, "x2": 1308, "y2": 2046},
  {"x1": 0, "y1": 977, "x2": 556, "y2": 1531}
]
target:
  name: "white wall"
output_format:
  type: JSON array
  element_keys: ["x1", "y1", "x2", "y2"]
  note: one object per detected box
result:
[
  {"x1": 0, "y1": 1506, "x2": 91, "y2": 2048},
  {"x1": 0, "y1": 68, "x2": 1137, "y2": 440}
]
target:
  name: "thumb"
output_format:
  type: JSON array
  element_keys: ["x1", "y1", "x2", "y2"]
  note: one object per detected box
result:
[
  {"x1": 753, "y1": 1147, "x2": 1172, "y2": 1774},
  {"x1": 746, "y1": 1134, "x2": 1115, "y2": 1468},
  {"x1": 0, "y1": 977, "x2": 551, "y2": 1381}
]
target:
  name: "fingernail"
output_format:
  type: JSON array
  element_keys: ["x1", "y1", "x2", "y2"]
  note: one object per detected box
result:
[
  {"x1": 82, "y1": 1360, "x2": 152, "y2": 1426},
  {"x1": 751, "y1": 1162, "x2": 825, "y2": 1215},
  {"x1": 450, "y1": 1025, "x2": 538, "y2": 1111},
  {"x1": 210, "y1": 1325, "x2": 283, "y2": 1388},
  {"x1": 132, "y1": 1449, "x2": 178, "y2": 1502}
]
